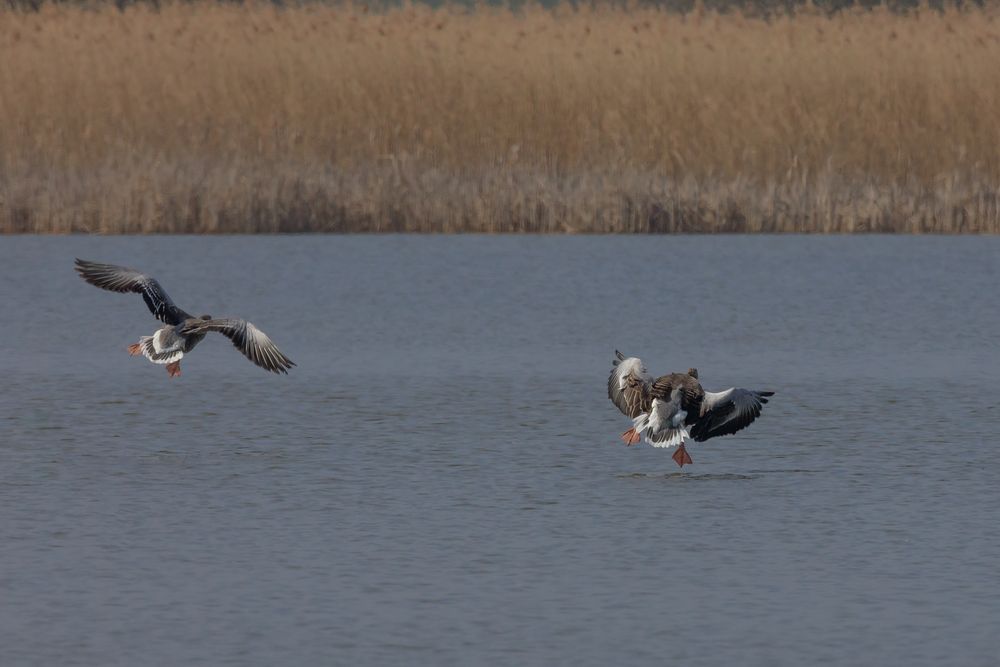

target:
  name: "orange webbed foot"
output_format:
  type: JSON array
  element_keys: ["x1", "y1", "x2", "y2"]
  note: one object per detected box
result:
[
  {"x1": 672, "y1": 443, "x2": 693, "y2": 468},
  {"x1": 620, "y1": 428, "x2": 642, "y2": 446},
  {"x1": 127, "y1": 343, "x2": 142, "y2": 356},
  {"x1": 166, "y1": 362, "x2": 181, "y2": 378}
]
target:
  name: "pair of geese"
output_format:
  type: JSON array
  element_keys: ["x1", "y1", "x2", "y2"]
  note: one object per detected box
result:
[{"x1": 77, "y1": 258, "x2": 773, "y2": 467}]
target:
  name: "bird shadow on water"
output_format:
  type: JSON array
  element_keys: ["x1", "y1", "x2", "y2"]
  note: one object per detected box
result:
[
  {"x1": 618, "y1": 471, "x2": 758, "y2": 482},
  {"x1": 617, "y1": 467, "x2": 822, "y2": 481}
]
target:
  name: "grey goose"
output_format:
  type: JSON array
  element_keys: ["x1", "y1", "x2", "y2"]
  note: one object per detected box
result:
[
  {"x1": 608, "y1": 351, "x2": 773, "y2": 467},
  {"x1": 75, "y1": 259, "x2": 295, "y2": 377}
]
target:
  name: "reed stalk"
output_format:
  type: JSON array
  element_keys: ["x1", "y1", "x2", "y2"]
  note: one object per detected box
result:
[{"x1": 2, "y1": 2, "x2": 999, "y2": 232}]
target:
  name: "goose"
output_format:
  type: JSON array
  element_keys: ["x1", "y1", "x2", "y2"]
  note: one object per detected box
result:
[
  {"x1": 75, "y1": 259, "x2": 295, "y2": 377},
  {"x1": 608, "y1": 350, "x2": 773, "y2": 467}
]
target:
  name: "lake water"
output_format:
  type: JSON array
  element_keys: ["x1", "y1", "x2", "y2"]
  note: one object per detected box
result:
[{"x1": 1, "y1": 236, "x2": 998, "y2": 666}]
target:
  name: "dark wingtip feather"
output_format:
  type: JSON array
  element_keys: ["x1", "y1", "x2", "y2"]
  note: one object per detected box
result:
[{"x1": 74, "y1": 259, "x2": 102, "y2": 284}]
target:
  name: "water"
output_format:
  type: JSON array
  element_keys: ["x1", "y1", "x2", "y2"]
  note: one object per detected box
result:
[{"x1": 1, "y1": 236, "x2": 998, "y2": 666}]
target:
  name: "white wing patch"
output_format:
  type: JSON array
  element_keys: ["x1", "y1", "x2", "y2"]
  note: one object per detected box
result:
[
  {"x1": 608, "y1": 353, "x2": 654, "y2": 418},
  {"x1": 692, "y1": 387, "x2": 773, "y2": 441},
  {"x1": 613, "y1": 357, "x2": 650, "y2": 390},
  {"x1": 152, "y1": 329, "x2": 167, "y2": 353}
]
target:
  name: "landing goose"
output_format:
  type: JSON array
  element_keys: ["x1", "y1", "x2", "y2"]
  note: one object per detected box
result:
[
  {"x1": 608, "y1": 350, "x2": 773, "y2": 467},
  {"x1": 75, "y1": 259, "x2": 295, "y2": 377}
]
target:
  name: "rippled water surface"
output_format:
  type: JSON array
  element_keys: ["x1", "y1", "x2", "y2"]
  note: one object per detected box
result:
[{"x1": 2, "y1": 236, "x2": 999, "y2": 666}]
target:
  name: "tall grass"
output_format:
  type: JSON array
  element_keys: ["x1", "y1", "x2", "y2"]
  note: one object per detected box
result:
[{"x1": 2, "y1": 2, "x2": 999, "y2": 233}]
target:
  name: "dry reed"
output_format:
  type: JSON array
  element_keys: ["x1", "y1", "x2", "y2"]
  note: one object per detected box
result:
[{"x1": 2, "y1": 2, "x2": 1000, "y2": 233}]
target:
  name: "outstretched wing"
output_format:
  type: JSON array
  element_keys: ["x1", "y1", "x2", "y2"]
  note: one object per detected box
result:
[
  {"x1": 608, "y1": 350, "x2": 653, "y2": 418},
  {"x1": 690, "y1": 388, "x2": 774, "y2": 442},
  {"x1": 182, "y1": 318, "x2": 295, "y2": 374},
  {"x1": 75, "y1": 258, "x2": 190, "y2": 325}
]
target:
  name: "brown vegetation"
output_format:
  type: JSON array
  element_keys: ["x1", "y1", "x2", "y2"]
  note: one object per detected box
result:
[{"x1": 2, "y1": 2, "x2": 1000, "y2": 233}]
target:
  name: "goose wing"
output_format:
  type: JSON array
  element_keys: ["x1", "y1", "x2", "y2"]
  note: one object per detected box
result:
[
  {"x1": 649, "y1": 372, "x2": 705, "y2": 414},
  {"x1": 608, "y1": 350, "x2": 653, "y2": 418},
  {"x1": 75, "y1": 258, "x2": 191, "y2": 325},
  {"x1": 182, "y1": 318, "x2": 295, "y2": 374},
  {"x1": 690, "y1": 388, "x2": 774, "y2": 442}
]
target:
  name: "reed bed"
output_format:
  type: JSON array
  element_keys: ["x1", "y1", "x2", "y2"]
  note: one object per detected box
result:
[{"x1": 2, "y1": 2, "x2": 1000, "y2": 233}]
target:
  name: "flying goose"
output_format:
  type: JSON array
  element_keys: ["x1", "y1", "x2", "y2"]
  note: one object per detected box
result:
[
  {"x1": 75, "y1": 259, "x2": 295, "y2": 377},
  {"x1": 608, "y1": 351, "x2": 773, "y2": 467}
]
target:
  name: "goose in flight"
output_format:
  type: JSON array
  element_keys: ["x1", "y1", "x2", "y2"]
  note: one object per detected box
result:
[
  {"x1": 75, "y1": 259, "x2": 295, "y2": 378},
  {"x1": 608, "y1": 350, "x2": 773, "y2": 467}
]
